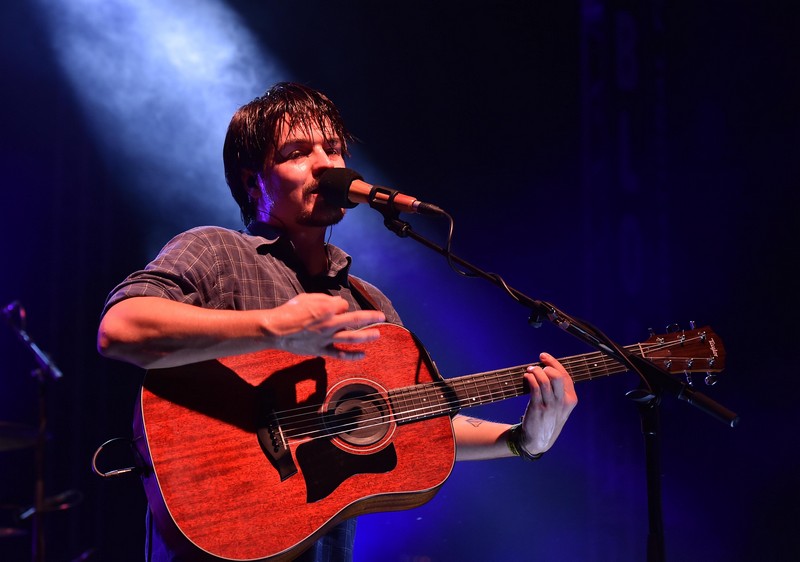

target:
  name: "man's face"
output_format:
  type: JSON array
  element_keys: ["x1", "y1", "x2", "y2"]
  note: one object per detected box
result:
[{"x1": 254, "y1": 118, "x2": 346, "y2": 230}]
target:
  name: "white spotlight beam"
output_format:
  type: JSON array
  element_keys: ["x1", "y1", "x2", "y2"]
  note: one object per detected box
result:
[{"x1": 34, "y1": 0, "x2": 286, "y2": 249}]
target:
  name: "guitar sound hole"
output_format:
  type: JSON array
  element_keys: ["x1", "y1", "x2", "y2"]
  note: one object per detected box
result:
[{"x1": 324, "y1": 382, "x2": 391, "y2": 448}]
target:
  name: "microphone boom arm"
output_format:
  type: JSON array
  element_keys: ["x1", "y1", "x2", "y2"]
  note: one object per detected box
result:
[{"x1": 377, "y1": 208, "x2": 739, "y2": 428}]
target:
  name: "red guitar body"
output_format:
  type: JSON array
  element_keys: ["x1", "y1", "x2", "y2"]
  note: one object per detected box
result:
[{"x1": 134, "y1": 323, "x2": 454, "y2": 561}]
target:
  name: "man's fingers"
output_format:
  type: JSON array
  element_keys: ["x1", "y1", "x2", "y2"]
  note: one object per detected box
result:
[
  {"x1": 550, "y1": 376, "x2": 566, "y2": 399},
  {"x1": 526, "y1": 365, "x2": 552, "y2": 392},
  {"x1": 539, "y1": 352, "x2": 567, "y2": 374},
  {"x1": 315, "y1": 310, "x2": 385, "y2": 334},
  {"x1": 526, "y1": 359, "x2": 574, "y2": 407},
  {"x1": 285, "y1": 294, "x2": 350, "y2": 320},
  {"x1": 344, "y1": 310, "x2": 386, "y2": 328},
  {"x1": 322, "y1": 344, "x2": 366, "y2": 361},
  {"x1": 322, "y1": 326, "x2": 382, "y2": 361},
  {"x1": 333, "y1": 325, "x2": 383, "y2": 342}
]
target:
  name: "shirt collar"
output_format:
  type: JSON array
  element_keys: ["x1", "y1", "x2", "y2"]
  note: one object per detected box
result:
[
  {"x1": 243, "y1": 221, "x2": 353, "y2": 279},
  {"x1": 244, "y1": 221, "x2": 282, "y2": 247}
]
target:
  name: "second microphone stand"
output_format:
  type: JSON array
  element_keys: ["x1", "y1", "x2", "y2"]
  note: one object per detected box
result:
[{"x1": 3, "y1": 302, "x2": 70, "y2": 562}]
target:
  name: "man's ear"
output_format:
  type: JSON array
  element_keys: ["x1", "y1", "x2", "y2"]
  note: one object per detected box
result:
[{"x1": 241, "y1": 170, "x2": 260, "y2": 198}]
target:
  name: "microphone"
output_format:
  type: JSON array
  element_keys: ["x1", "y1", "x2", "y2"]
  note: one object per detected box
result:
[{"x1": 318, "y1": 168, "x2": 445, "y2": 216}]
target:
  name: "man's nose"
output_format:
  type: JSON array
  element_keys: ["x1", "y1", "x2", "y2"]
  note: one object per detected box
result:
[{"x1": 310, "y1": 146, "x2": 334, "y2": 170}]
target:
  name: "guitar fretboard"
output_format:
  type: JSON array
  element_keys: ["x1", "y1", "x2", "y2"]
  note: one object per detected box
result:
[{"x1": 387, "y1": 347, "x2": 636, "y2": 424}]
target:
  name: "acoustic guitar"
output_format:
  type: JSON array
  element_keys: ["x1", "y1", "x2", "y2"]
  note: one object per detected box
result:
[{"x1": 133, "y1": 323, "x2": 724, "y2": 561}]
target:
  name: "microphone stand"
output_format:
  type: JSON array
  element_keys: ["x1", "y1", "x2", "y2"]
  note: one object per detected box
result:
[
  {"x1": 373, "y1": 207, "x2": 739, "y2": 562},
  {"x1": 3, "y1": 302, "x2": 64, "y2": 562}
]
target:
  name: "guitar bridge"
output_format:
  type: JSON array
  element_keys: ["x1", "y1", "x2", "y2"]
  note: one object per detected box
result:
[{"x1": 256, "y1": 410, "x2": 297, "y2": 481}]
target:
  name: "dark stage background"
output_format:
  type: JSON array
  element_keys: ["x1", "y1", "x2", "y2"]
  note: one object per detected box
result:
[{"x1": 1, "y1": 1, "x2": 798, "y2": 561}]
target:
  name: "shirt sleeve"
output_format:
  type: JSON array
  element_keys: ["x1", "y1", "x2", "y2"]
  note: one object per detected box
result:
[{"x1": 101, "y1": 230, "x2": 220, "y2": 317}]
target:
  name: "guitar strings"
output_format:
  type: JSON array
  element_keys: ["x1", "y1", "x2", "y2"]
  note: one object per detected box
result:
[
  {"x1": 271, "y1": 333, "x2": 712, "y2": 443},
  {"x1": 275, "y1": 334, "x2": 710, "y2": 440}
]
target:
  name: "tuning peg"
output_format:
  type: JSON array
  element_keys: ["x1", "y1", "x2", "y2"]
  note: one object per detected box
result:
[
  {"x1": 666, "y1": 323, "x2": 680, "y2": 333},
  {"x1": 689, "y1": 320, "x2": 696, "y2": 330},
  {"x1": 684, "y1": 372, "x2": 694, "y2": 387},
  {"x1": 648, "y1": 327, "x2": 655, "y2": 337},
  {"x1": 704, "y1": 373, "x2": 718, "y2": 386}
]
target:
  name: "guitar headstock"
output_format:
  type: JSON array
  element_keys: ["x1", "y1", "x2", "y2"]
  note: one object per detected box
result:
[{"x1": 640, "y1": 324, "x2": 726, "y2": 386}]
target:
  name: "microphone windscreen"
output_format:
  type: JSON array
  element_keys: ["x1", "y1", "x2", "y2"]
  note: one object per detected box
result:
[{"x1": 318, "y1": 168, "x2": 363, "y2": 208}]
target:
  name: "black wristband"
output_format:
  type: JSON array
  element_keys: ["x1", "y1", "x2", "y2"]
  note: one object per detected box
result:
[{"x1": 506, "y1": 423, "x2": 544, "y2": 461}]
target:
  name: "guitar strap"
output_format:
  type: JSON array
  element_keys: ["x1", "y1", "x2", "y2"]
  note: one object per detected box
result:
[{"x1": 348, "y1": 275, "x2": 381, "y2": 312}]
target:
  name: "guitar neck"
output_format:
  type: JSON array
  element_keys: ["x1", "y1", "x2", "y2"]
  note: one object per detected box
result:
[{"x1": 389, "y1": 347, "x2": 630, "y2": 424}]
